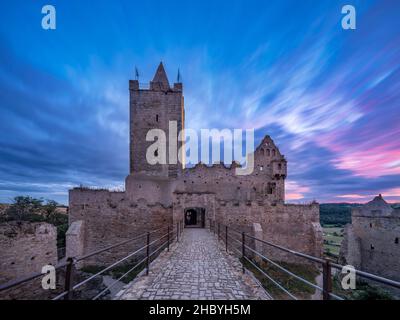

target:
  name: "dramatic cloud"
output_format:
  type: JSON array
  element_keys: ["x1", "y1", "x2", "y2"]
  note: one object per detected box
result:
[{"x1": 0, "y1": 0, "x2": 399, "y2": 204}]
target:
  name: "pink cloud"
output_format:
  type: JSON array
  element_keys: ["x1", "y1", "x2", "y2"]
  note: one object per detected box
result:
[
  {"x1": 286, "y1": 193, "x2": 305, "y2": 200},
  {"x1": 331, "y1": 148, "x2": 400, "y2": 178},
  {"x1": 337, "y1": 194, "x2": 368, "y2": 199},
  {"x1": 285, "y1": 180, "x2": 311, "y2": 201},
  {"x1": 316, "y1": 127, "x2": 400, "y2": 178},
  {"x1": 333, "y1": 189, "x2": 400, "y2": 203}
]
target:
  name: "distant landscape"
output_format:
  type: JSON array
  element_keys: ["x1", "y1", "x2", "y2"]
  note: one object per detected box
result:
[
  {"x1": 320, "y1": 202, "x2": 399, "y2": 259},
  {"x1": 320, "y1": 202, "x2": 400, "y2": 227}
]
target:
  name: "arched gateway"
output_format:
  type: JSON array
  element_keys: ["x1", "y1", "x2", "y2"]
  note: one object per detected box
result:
[{"x1": 184, "y1": 207, "x2": 205, "y2": 228}]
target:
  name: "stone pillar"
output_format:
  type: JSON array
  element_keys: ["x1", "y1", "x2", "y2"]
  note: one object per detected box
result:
[
  {"x1": 252, "y1": 223, "x2": 263, "y2": 264},
  {"x1": 66, "y1": 220, "x2": 85, "y2": 268}
]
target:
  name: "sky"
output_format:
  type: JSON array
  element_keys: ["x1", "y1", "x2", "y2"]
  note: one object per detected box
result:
[{"x1": 0, "y1": 0, "x2": 399, "y2": 204}]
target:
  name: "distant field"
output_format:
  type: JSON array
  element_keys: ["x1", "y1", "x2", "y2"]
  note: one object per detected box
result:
[{"x1": 323, "y1": 226, "x2": 344, "y2": 258}]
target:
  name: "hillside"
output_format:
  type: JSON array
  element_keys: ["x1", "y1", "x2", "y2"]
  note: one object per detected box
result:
[
  {"x1": 320, "y1": 202, "x2": 399, "y2": 226},
  {"x1": 319, "y1": 203, "x2": 360, "y2": 226}
]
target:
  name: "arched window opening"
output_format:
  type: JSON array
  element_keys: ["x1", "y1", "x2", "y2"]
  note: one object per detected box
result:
[{"x1": 266, "y1": 182, "x2": 275, "y2": 195}]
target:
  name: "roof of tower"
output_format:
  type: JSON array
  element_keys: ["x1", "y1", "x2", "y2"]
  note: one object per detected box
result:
[
  {"x1": 152, "y1": 62, "x2": 170, "y2": 89},
  {"x1": 360, "y1": 194, "x2": 393, "y2": 216},
  {"x1": 366, "y1": 194, "x2": 390, "y2": 207}
]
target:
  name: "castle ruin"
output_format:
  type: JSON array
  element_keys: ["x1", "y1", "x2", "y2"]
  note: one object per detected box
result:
[
  {"x1": 67, "y1": 63, "x2": 323, "y2": 265},
  {"x1": 340, "y1": 195, "x2": 400, "y2": 282}
]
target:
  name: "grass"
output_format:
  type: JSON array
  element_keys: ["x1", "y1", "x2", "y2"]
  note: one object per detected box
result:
[
  {"x1": 243, "y1": 258, "x2": 320, "y2": 300},
  {"x1": 332, "y1": 275, "x2": 394, "y2": 300},
  {"x1": 80, "y1": 242, "x2": 169, "y2": 285},
  {"x1": 81, "y1": 259, "x2": 146, "y2": 284},
  {"x1": 322, "y1": 226, "x2": 344, "y2": 259}
]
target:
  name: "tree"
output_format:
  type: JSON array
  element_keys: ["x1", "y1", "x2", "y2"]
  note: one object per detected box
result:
[
  {"x1": 4, "y1": 196, "x2": 68, "y2": 248},
  {"x1": 43, "y1": 200, "x2": 58, "y2": 221},
  {"x1": 5, "y1": 196, "x2": 44, "y2": 221}
]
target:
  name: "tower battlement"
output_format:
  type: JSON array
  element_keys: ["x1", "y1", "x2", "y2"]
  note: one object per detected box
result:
[
  {"x1": 129, "y1": 62, "x2": 185, "y2": 177},
  {"x1": 129, "y1": 62, "x2": 182, "y2": 92}
]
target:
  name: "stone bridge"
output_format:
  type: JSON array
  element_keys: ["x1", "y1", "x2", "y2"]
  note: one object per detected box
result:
[{"x1": 116, "y1": 228, "x2": 269, "y2": 300}]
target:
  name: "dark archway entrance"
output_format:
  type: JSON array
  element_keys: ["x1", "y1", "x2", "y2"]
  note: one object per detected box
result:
[{"x1": 184, "y1": 208, "x2": 205, "y2": 228}]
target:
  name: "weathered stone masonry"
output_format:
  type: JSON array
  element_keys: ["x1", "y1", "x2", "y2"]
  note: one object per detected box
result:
[
  {"x1": 340, "y1": 195, "x2": 400, "y2": 282},
  {"x1": 0, "y1": 222, "x2": 57, "y2": 299},
  {"x1": 67, "y1": 63, "x2": 323, "y2": 266}
]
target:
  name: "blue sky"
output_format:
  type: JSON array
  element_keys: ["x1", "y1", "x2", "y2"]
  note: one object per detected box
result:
[{"x1": 0, "y1": 0, "x2": 399, "y2": 204}]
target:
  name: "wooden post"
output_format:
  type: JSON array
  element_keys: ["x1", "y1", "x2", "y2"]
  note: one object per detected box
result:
[
  {"x1": 241, "y1": 232, "x2": 245, "y2": 274},
  {"x1": 322, "y1": 259, "x2": 332, "y2": 300},
  {"x1": 146, "y1": 232, "x2": 150, "y2": 275},
  {"x1": 167, "y1": 226, "x2": 170, "y2": 252},
  {"x1": 64, "y1": 257, "x2": 75, "y2": 300},
  {"x1": 225, "y1": 225, "x2": 228, "y2": 252}
]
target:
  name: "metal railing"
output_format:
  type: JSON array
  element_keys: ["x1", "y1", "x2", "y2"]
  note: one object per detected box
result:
[
  {"x1": 209, "y1": 219, "x2": 400, "y2": 300},
  {"x1": 57, "y1": 247, "x2": 66, "y2": 261},
  {"x1": 0, "y1": 220, "x2": 185, "y2": 300}
]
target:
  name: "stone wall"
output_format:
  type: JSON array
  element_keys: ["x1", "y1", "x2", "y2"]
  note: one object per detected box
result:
[
  {"x1": 170, "y1": 189, "x2": 322, "y2": 263},
  {"x1": 212, "y1": 200, "x2": 322, "y2": 262},
  {"x1": 0, "y1": 222, "x2": 57, "y2": 284},
  {"x1": 340, "y1": 195, "x2": 400, "y2": 282},
  {"x1": 0, "y1": 221, "x2": 57, "y2": 299},
  {"x1": 68, "y1": 188, "x2": 173, "y2": 266},
  {"x1": 175, "y1": 135, "x2": 286, "y2": 207}
]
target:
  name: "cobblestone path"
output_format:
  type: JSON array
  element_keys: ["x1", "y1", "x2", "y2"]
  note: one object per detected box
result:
[{"x1": 117, "y1": 228, "x2": 268, "y2": 300}]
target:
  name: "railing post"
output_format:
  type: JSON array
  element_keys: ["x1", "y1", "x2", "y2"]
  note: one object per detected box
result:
[
  {"x1": 146, "y1": 232, "x2": 150, "y2": 275},
  {"x1": 241, "y1": 232, "x2": 246, "y2": 274},
  {"x1": 167, "y1": 226, "x2": 170, "y2": 252},
  {"x1": 225, "y1": 225, "x2": 228, "y2": 252},
  {"x1": 64, "y1": 257, "x2": 75, "y2": 300},
  {"x1": 322, "y1": 259, "x2": 332, "y2": 300}
]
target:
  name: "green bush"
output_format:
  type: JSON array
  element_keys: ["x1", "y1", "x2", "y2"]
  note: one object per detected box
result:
[{"x1": 3, "y1": 196, "x2": 68, "y2": 248}]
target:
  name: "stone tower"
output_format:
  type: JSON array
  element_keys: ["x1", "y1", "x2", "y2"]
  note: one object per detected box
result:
[{"x1": 129, "y1": 62, "x2": 185, "y2": 178}]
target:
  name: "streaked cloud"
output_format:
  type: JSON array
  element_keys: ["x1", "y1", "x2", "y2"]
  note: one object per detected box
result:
[{"x1": 0, "y1": 0, "x2": 399, "y2": 204}]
